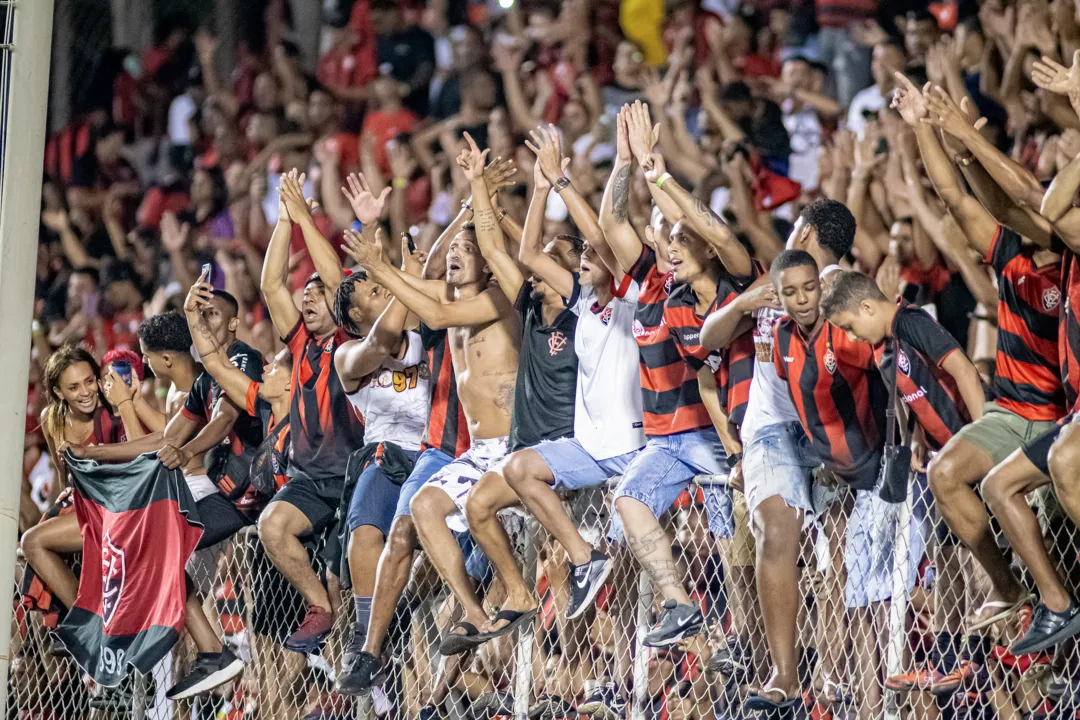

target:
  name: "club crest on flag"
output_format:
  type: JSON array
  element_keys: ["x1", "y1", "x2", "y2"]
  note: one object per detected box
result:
[{"x1": 101, "y1": 532, "x2": 126, "y2": 628}]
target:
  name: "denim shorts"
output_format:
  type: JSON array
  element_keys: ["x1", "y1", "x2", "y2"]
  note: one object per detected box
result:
[
  {"x1": 743, "y1": 422, "x2": 821, "y2": 522},
  {"x1": 844, "y1": 477, "x2": 929, "y2": 608},
  {"x1": 611, "y1": 428, "x2": 732, "y2": 540},
  {"x1": 347, "y1": 448, "x2": 422, "y2": 535},
  {"x1": 532, "y1": 437, "x2": 641, "y2": 490}
]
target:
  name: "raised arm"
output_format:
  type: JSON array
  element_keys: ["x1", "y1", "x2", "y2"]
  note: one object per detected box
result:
[
  {"x1": 1043, "y1": 147, "x2": 1080, "y2": 250},
  {"x1": 279, "y1": 169, "x2": 344, "y2": 300},
  {"x1": 184, "y1": 277, "x2": 259, "y2": 409},
  {"x1": 459, "y1": 132, "x2": 524, "y2": 302},
  {"x1": 521, "y1": 127, "x2": 583, "y2": 299},
  {"x1": 334, "y1": 230, "x2": 415, "y2": 390},
  {"x1": 1031, "y1": 49, "x2": 1080, "y2": 123},
  {"x1": 599, "y1": 107, "x2": 646, "y2": 275},
  {"x1": 260, "y1": 185, "x2": 301, "y2": 339},
  {"x1": 893, "y1": 75, "x2": 998, "y2": 257},
  {"x1": 624, "y1": 101, "x2": 685, "y2": 225}
]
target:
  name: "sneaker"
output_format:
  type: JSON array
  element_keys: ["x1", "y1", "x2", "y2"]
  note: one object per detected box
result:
[
  {"x1": 706, "y1": 635, "x2": 750, "y2": 681},
  {"x1": 337, "y1": 651, "x2": 384, "y2": 696},
  {"x1": 643, "y1": 599, "x2": 703, "y2": 647},
  {"x1": 1009, "y1": 601, "x2": 1080, "y2": 656},
  {"x1": 418, "y1": 705, "x2": 444, "y2": 720},
  {"x1": 885, "y1": 665, "x2": 944, "y2": 692},
  {"x1": 578, "y1": 684, "x2": 625, "y2": 719},
  {"x1": 471, "y1": 690, "x2": 515, "y2": 718},
  {"x1": 566, "y1": 550, "x2": 613, "y2": 620},
  {"x1": 285, "y1": 604, "x2": 334, "y2": 654},
  {"x1": 928, "y1": 660, "x2": 980, "y2": 696},
  {"x1": 166, "y1": 647, "x2": 244, "y2": 700},
  {"x1": 527, "y1": 694, "x2": 577, "y2": 718}
]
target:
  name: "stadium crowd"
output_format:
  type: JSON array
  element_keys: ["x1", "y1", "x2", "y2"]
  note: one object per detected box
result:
[{"x1": 19, "y1": 0, "x2": 1080, "y2": 717}]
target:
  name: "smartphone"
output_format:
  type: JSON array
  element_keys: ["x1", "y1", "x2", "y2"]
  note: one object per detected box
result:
[
  {"x1": 201, "y1": 263, "x2": 214, "y2": 285},
  {"x1": 405, "y1": 232, "x2": 417, "y2": 254},
  {"x1": 112, "y1": 360, "x2": 133, "y2": 387}
]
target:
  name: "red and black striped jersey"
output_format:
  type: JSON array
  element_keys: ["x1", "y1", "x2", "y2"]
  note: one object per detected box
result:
[
  {"x1": 664, "y1": 262, "x2": 760, "y2": 428},
  {"x1": 285, "y1": 321, "x2": 366, "y2": 480},
  {"x1": 987, "y1": 225, "x2": 1065, "y2": 421},
  {"x1": 420, "y1": 325, "x2": 471, "y2": 458},
  {"x1": 876, "y1": 304, "x2": 972, "y2": 452},
  {"x1": 630, "y1": 246, "x2": 713, "y2": 437},
  {"x1": 773, "y1": 318, "x2": 886, "y2": 489},
  {"x1": 1057, "y1": 242, "x2": 1080, "y2": 412}
]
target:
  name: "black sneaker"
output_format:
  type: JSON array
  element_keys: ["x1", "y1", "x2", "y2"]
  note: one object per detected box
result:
[
  {"x1": 336, "y1": 622, "x2": 380, "y2": 695},
  {"x1": 566, "y1": 550, "x2": 613, "y2": 620},
  {"x1": 337, "y1": 650, "x2": 384, "y2": 696},
  {"x1": 166, "y1": 647, "x2": 244, "y2": 700},
  {"x1": 707, "y1": 635, "x2": 750, "y2": 682},
  {"x1": 577, "y1": 684, "x2": 626, "y2": 719},
  {"x1": 643, "y1": 599, "x2": 703, "y2": 647},
  {"x1": 1009, "y1": 602, "x2": 1080, "y2": 656},
  {"x1": 471, "y1": 690, "x2": 515, "y2": 718},
  {"x1": 418, "y1": 705, "x2": 444, "y2": 720}
]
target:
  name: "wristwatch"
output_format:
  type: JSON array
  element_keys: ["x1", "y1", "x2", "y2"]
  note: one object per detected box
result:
[
  {"x1": 553, "y1": 176, "x2": 571, "y2": 193},
  {"x1": 725, "y1": 452, "x2": 743, "y2": 469}
]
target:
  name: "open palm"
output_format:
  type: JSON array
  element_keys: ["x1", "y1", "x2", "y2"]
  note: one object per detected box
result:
[{"x1": 342, "y1": 173, "x2": 391, "y2": 225}]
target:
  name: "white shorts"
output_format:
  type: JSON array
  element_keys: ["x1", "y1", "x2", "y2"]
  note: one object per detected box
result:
[{"x1": 425, "y1": 437, "x2": 510, "y2": 532}]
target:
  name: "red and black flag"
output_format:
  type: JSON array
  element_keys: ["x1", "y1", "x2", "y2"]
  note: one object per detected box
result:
[{"x1": 55, "y1": 453, "x2": 203, "y2": 687}]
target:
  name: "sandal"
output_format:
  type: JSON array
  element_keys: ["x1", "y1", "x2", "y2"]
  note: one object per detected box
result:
[
  {"x1": 438, "y1": 621, "x2": 484, "y2": 656},
  {"x1": 745, "y1": 684, "x2": 799, "y2": 712},
  {"x1": 480, "y1": 607, "x2": 538, "y2": 641},
  {"x1": 966, "y1": 593, "x2": 1034, "y2": 632},
  {"x1": 821, "y1": 678, "x2": 853, "y2": 706}
]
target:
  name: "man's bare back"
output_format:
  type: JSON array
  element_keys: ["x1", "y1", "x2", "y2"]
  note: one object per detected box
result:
[{"x1": 447, "y1": 287, "x2": 521, "y2": 440}]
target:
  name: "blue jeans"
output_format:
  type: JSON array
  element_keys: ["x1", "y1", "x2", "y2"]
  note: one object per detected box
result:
[
  {"x1": 611, "y1": 428, "x2": 733, "y2": 540},
  {"x1": 743, "y1": 422, "x2": 821, "y2": 521},
  {"x1": 347, "y1": 448, "x2": 422, "y2": 535}
]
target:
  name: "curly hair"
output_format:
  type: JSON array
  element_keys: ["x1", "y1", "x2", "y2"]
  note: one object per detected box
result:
[
  {"x1": 137, "y1": 310, "x2": 193, "y2": 353},
  {"x1": 799, "y1": 199, "x2": 856, "y2": 262},
  {"x1": 333, "y1": 271, "x2": 370, "y2": 338}
]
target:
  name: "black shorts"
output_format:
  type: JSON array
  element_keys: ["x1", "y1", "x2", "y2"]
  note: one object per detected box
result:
[
  {"x1": 195, "y1": 493, "x2": 253, "y2": 550},
  {"x1": 1021, "y1": 421, "x2": 1067, "y2": 477},
  {"x1": 271, "y1": 473, "x2": 343, "y2": 535}
]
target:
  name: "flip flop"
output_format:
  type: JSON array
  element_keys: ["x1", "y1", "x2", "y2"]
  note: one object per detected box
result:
[
  {"x1": 479, "y1": 607, "x2": 538, "y2": 641},
  {"x1": 438, "y1": 621, "x2": 484, "y2": 656},
  {"x1": 744, "y1": 684, "x2": 799, "y2": 712},
  {"x1": 966, "y1": 593, "x2": 1034, "y2": 632}
]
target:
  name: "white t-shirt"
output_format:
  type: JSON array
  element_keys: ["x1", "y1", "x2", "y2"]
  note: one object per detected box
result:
[
  {"x1": 571, "y1": 279, "x2": 646, "y2": 459},
  {"x1": 740, "y1": 266, "x2": 840, "y2": 445},
  {"x1": 782, "y1": 100, "x2": 822, "y2": 191},
  {"x1": 346, "y1": 331, "x2": 429, "y2": 451},
  {"x1": 846, "y1": 85, "x2": 888, "y2": 138}
]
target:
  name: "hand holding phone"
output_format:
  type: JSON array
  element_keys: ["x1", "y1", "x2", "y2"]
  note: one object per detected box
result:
[{"x1": 112, "y1": 360, "x2": 133, "y2": 387}]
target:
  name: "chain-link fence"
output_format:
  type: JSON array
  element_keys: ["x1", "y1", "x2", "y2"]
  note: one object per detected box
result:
[{"x1": 8, "y1": 468, "x2": 1080, "y2": 719}]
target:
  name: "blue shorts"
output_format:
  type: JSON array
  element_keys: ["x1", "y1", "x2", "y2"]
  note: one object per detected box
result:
[
  {"x1": 347, "y1": 448, "x2": 422, "y2": 535},
  {"x1": 532, "y1": 437, "x2": 640, "y2": 490},
  {"x1": 743, "y1": 422, "x2": 822, "y2": 522},
  {"x1": 611, "y1": 428, "x2": 732, "y2": 540},
  {"x1": 394, "y1": 448, "x2": 455, "y2": 519},
  {"x1": 844, "y1": 477, "x2": 929, "y2": 608}
]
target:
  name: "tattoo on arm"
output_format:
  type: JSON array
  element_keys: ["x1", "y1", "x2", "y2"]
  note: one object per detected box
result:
[
  {"x1": 693, "y1": 199, "x2": 717, "y2": 228},
  {"x1": 612, "y1": 166, "x2": 631, "y2": 223},
  {"x1": 194, "y1": 317, "x2": 223, "y2": 355},
  {"x1": 475, "y1": 207, "x2": 498, "y2": 235}
]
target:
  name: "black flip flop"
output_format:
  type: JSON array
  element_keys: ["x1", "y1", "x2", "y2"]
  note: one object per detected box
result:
[
  {"x1": 480, "y1": 607, "x2": 538, "y2": 641},
  {"x1": 744, "y1": 686, "x2": 799, "y2": 712},
  {"x1": 438, "y1": 621, "x2": 483, "y2": 656}
]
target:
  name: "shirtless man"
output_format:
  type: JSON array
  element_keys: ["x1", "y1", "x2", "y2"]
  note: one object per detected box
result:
[{"x1": 344, "y1": 139, "x2": 522, "y2": 656}]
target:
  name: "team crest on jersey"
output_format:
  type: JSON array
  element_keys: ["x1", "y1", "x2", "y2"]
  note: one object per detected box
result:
[
  {"x1": 897, "y1": 350, "x2": 911, "y2": 375},
  {"x1": 664, "y1": 273, "x2": 674, "y2": 294},
  {"x1": 1044, "y1": 286, "x2": 1062, "y2": 311},
  {"x1": 548, "y1": 331, "x2": 568, "y2": 356},
  {"x1": 632, "y1": 319, "x2": 647, "y2": 338},
  {"x1": 823, "y1": 350, "x2": 837, "y2": 375},
  {"x1": 101, "y1": 532, "x2": 126, "y2": 628},
  {"x1": 599, "y1": 305, "x2": 613, "y2": 325}
]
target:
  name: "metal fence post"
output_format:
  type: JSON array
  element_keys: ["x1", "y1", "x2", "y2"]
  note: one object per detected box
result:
[
  {"x1": 513, "y1": 517, "x2": 540, "y2": 719},
  {"x1": 630, "y1": 569, "x2": 653, "y2": 720},
  {"x1": 884, "y1": 490, "x2": 914, "y2": 720}
]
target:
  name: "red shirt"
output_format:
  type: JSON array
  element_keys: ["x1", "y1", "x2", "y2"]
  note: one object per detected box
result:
[
  {"x1": 316, "y1": 43, "x2": 377, "y2": 91},
  {"x1": 362, "y1": 109, "x2": 419, "y2": 175}
]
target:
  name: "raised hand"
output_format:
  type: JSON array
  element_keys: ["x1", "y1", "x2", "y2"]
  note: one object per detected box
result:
[
  {"x1": 923, "y1": 85, "x2": 986, "y2": 139},
  {"x1": 615, "y1": 105, "x2": 633, "y2": 164},
  {"x1": 342, "y1": 172, "x2": 391, "y2": 225},
  {"x1": 640, "y1": 151, "x2": 669, "y2": 185},
  {"x1": 1031, "y1": 50, "x2": 1080, "y2": 96},
  {"x1": 160, "y1": 211, "x2": 190, "y2": 253},
  {"x1": 626, "y1": 100, "x2": 661, "y2": 163},
  {"x1": 483, "y1": 156, "x2": 518, "y2": 193},
  {"x1": 525, "y1": 125, "x2": 571, "y2": 186},
  {"x1": 342, "y1": 227, "x2": 385, "y2": 269},
  {"x1": 456, "y1": 131, "x2": 491, "y2": 183},
  {"x1": 183, "y1": 268, "x2": 215, "y2": 314},
  {"x1": 279, "y1": 169, "x2": 313, "y2": 222},
  {"x1": 41, "y1": 208, "x2": 71, "y2": 233},
  {"x1": 400, "y1": 232, "x2": 426, "y2": 277},
  {"x1": 101, "y1": 366, "x2": 136, "y2": 407},
  {"x1": 890, "y1": 73, "x2": 928, "y2": 126}
]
